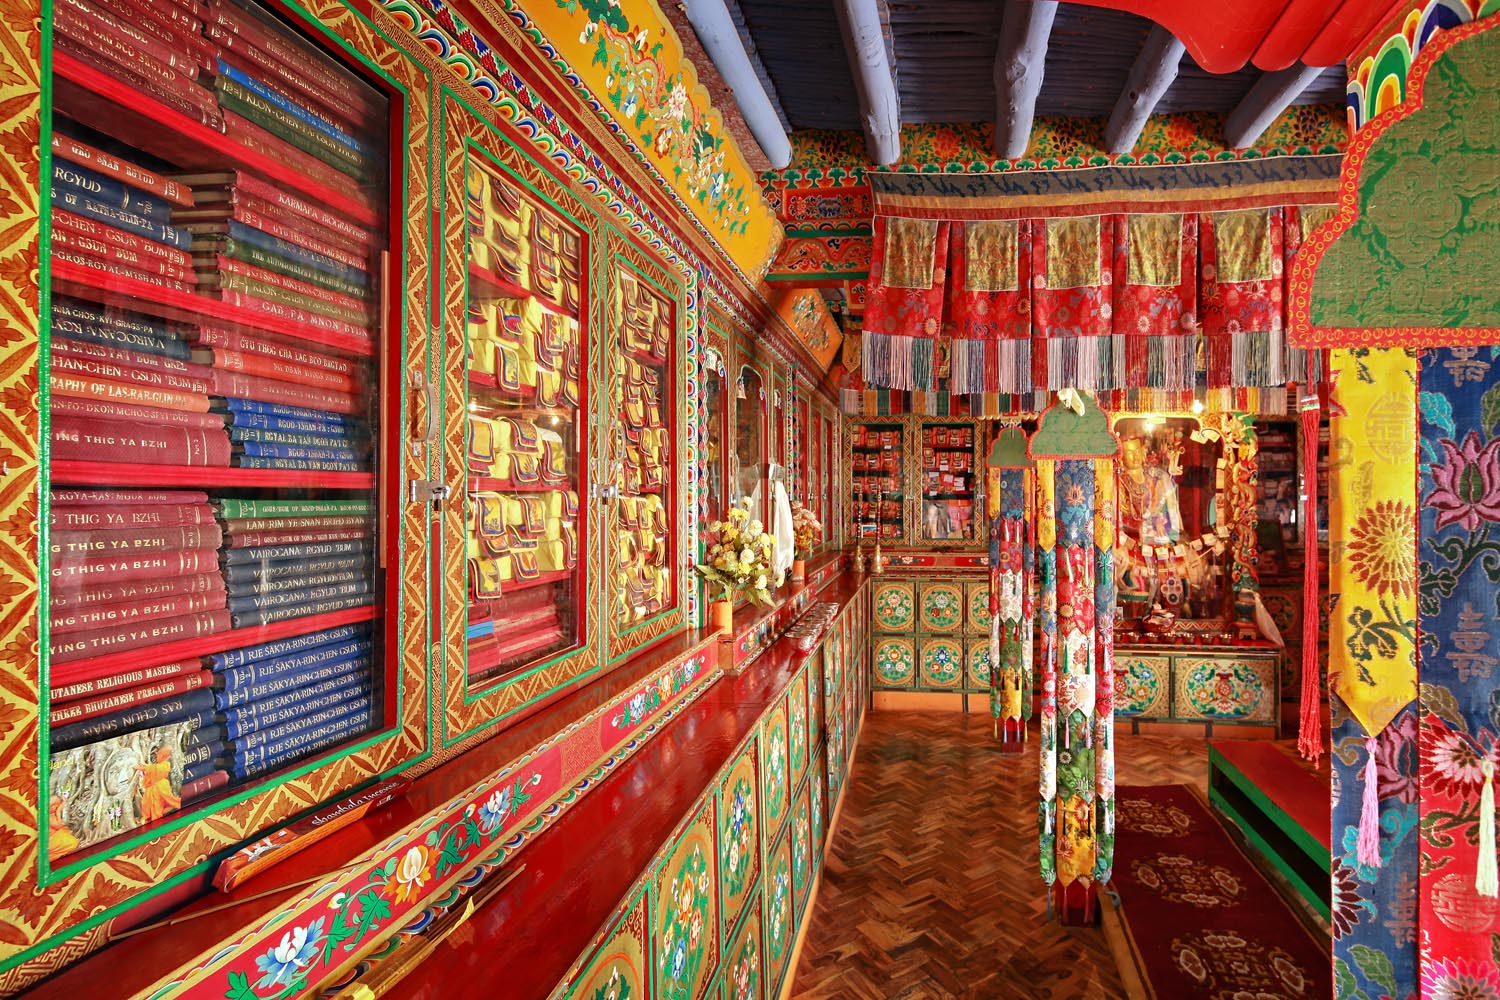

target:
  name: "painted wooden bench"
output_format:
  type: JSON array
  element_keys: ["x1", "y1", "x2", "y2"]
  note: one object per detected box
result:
[{"x1": 1207, "y1": 739, "x2": 1331, "y2": 919}]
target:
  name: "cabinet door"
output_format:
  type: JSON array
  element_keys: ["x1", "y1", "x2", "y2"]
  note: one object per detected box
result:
[
  {"x1": 605, "y1": 238, "x2": 687, "y2": 662},
  {"x1": 435, "y1": 87, "x2": 600, "y2": 748},
  {"x1": 917, "y1": 420, "x2": 980, "y2": 543},
  {"x1": 27, "y1": 0, "x2": 431, "y2": 965}
]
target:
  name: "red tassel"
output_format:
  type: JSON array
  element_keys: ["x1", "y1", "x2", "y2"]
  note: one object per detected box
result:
[
  {"x1": 1356, "y1": 734, "x2": 1383, "y2": 869},
  {"x1": 1298, "y1": 389, "x2": 1323, "y2": 763}
]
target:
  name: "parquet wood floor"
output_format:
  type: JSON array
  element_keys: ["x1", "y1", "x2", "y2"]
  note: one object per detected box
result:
[{"x1": 789, "y1": 711, "x2": 1210, "y2": 1000}]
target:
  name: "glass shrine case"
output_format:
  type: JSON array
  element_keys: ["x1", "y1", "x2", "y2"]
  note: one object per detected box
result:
[
  {"x1": 919, "y1": 421, "x2": 978, "y2": 542},
  {"x1": 850, "y1": 421, "x2": 904, "y2": 540}
]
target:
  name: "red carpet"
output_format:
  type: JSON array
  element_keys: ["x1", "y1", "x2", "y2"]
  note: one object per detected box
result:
[{"x1": 1112, "y1": 784, "x2": 1331, "y2": 1000}]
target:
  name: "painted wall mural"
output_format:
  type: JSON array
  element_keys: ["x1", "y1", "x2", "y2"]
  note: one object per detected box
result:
[{"x1": 1347, "y1": 0, "x2": 1500, "y2": 131}]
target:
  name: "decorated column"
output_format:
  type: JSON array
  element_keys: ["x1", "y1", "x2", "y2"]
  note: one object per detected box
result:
[
  {"x1": 987, "y1": 426, "x2": 1035, "y2": 748},
  {"x1": 1031, "y1": 391, "x2": 1119, "y2": 925}
]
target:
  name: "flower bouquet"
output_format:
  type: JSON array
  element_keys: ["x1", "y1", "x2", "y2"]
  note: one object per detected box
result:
[
  {"x1": 696, "y1": 498, "x2": 776, "y2": 635},
  {"x1": 790, "y1": 500, "x2": 822, "y2": 582}
]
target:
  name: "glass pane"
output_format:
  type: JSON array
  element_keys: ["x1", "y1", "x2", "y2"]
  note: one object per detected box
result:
[
  {"x1": 735, "y1": 366, "x2": 765, "y2": 525},
  {"x1": 614, "y1": 267, "x2": 673, "y2": 626},
  {"x1": 46, "y1": 0, "x2": 391, "y2": 854},
  {"x1": 700, "y1": 365, "x2": 724, "y2": 528},
  {"x1": 462, "y1": 155, "x2": 585, "y2": 682},
  {"x1": 919, "y1": 422, "x2": 976, "y2": 540},
  {"x1": 850, "y1": 422, "x2": 903, "y2": 540}
]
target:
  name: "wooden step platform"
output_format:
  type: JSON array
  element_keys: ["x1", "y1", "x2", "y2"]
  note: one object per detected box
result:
[{"x1": 1207, "y1": 739, "x2": 1331, "y2": 919}]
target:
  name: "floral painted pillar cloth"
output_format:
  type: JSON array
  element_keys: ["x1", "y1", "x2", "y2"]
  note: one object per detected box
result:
[
  {"x1": 862, "y1": 216, "x2": 950, "y2": 391},
  {"x1": 1416, "y1": 347, "x2": 1500, "y2": 993},
  {"x1": 987, "y1": 426, "x2": 1035, "y2": 745},
  {"x1": 1030, "y1": 393, "x2": 1118, "y2": 915}
]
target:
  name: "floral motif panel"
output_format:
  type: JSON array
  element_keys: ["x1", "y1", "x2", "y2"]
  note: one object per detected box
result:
[
  {"x1": 787, "y1": 673, "x2": 809, "y2": 790},
  {"x1": 718, "y1": 905, "x2": 763, "y2": 1000},
  {"x1": 1173, "y1": 658, "x2": 1276, "y2": 723},
  {"x1": 791, "y1": 787, "x2": 812, "y2": 911},
  {"x1": 652, "y1": 804, "x2": 720, "y2": 1000},
  {"x1": 759, "y1": 706, "x2": 790, "y2": 837},
  {"x1": 717, "y1": 745, "x2": 760, "y2": 933},
  {"x1": 966, "y1": 582, "x2": 992, "y2": 634},
  {"x1": 873, "y1": 582, "x2": 915, "y2": 631},
  {"x1": 967, "y1": 639, "x2": 994, "y2": 689},
  {"x1": 918, "y1": 582, "x2": 965, "y2": 633},
  {"x1": 762, "y1": 836, "x2": 794, "y2": 995},
  {"x1": 919, "y1": 638, "x2": 964, "y2": 689},
  {"x1": 1113, "y1": 656, "x2": 1171, "y2": 718},
  {"x1": 565, "y1": 892, "x2": 648, "y2": 1000}
]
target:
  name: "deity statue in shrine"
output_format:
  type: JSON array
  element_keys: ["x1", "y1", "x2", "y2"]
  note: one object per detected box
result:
[{"x1": 1118, "y1": 437, "x2": 1182, "y2": 546}]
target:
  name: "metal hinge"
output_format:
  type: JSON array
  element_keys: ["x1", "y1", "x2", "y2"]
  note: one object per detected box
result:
[
  {"x1": 591, "y1": 483, "x2": 619, "y2": 501},
  {"x1": 410, "y1": 479, "x2": 450, "y2": 505}
]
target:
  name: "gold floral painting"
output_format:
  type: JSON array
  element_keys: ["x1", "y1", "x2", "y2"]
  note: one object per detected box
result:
[{"x1": 1045, "y1": 216, "x2": 1101, "y2": 289}]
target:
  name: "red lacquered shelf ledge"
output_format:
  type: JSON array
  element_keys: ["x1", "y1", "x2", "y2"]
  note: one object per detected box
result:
[
  {"x1": 53, "y1": 52, "x2": 381, "y2": 228},
  {"x1": 52, "y1": 262, "x2": 377, "y2": 360},
  {"x1": 51, "y1": 459, "x2": 375, "y2": 490},
  {"x1": 48, "y1": 605, "x2": 379, "y2": 686},
  {"x1": 467, "y1": 263, "x2": 576, "y2": 318}
]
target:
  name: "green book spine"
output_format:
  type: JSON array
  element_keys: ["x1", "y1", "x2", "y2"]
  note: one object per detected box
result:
[
  {"x1": 211, "y1": 271, "x2": 372, "y2": 327},
  {"x1": 214, "y1": 79, "x2": 370, "y2": 183},
  {"x1": 202, "y1": 239, "x2": 368, "y2": 299},
  {"x1": 213, "y1": 498, "x2": 373, "y2": 519}
]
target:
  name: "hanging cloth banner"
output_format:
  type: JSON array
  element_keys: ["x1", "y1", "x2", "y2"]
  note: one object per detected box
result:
[
  {"x1": 1030, "y1": 392, "x2": 1119, "y2": 892},
  {"x1": 1201, "y1": 207, "x2": 1287, "y2": 388},
  {"x1": 1032, "y1": 216, "x2": 1116, "y2": 392},
  {"x1": 1329, "y1": 346, "x2": 1417, "y2": 868},
  {"x1": 949, "y1": 220, "x2": 1034, "y2": 395},
  {"x1": 987, "y1": 427, "x2": 1036, "y2": 744},
  {"x1": 862, "y1": 217, "x2": 950, "y2": 392},
  {"x1": 1113, "y1": 213, "x2": 1198, "y2": 391}
]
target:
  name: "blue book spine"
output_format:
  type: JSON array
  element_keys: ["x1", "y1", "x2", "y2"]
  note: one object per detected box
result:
[
  {"x1": 226, "y1": 580, "x2": 371, "y2": 614},
  {"x1": 52, "y1": 322, "x2": 189, "y2": 361},
  {"x1": 183, "y1": 738, "x2": 225, "y2": 770},
  {"x1": 231, "y1": 694, "x2": 372, "y2": 753},
  {"x1": 223, "y1": 679, "x2": 369, "y2": 741},
  {"x1": 183, "y1": 757, "x2": 219, "y2": 784},
  {"x1": 225, "y1": 221, "x2": 364, "y2": 283},
  {"x1": 229, "y1": 593, "x2": 374, "y2": 629},
  {"x1": 53, "y1": 162, "x2": 172, "y2": 223},
  {"x1": 231, "y1": 705, "x2": 373, "y2": 779},
  {"x1": 237, "y1": 441, "x2": 361, "y2": 462},
  {"x1": 233, "y1": 456, "x2": 365, "y2": 472},
  {"x1": 207, "y1": 624, "x2": 366, "y2": 670},
  {"x1": 229, "y1": 426, "x2": 358, "y2": 448},
  {"x1": 221, "y1": 556, "x2": 370, "y2": 587},
  {"x1": 221, "y1": 672, "x2": 368, "y2": 732},
  {"x1": 215, "y1": 653, "x2": 369, "y2": 709},
  {"x1": 227, "y1": 569, "x2": 365, "y2": 598},
  {"x1": 221, "y1": 539, "x2": 371, "y2": 565},
  {"x1": 215, "y1": 61, "x2": 375, "y2": 160},
  {"x1": 221, "y1": 411, "x2": 359, "y2": 434},
  {"x1": 52, "y1": 300, "x2": 176, "y2": 340},
  {"x1": 52, "y1": 707, "x2": 214, "y2": 753},
  {"x1": 213, "y1": 637, "x2": 369, "y2": 687},
  {"x1": 216, "y1": 397, "x2": 357, "y2": 424},
  {"x1": 51, "y1": 183, "x2": 190, "y2": 250}
]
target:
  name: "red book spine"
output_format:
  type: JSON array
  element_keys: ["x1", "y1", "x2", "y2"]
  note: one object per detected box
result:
[
  {"x1": 197, "y1": 347, "x2": 357, "y2": 393},
  {"x1": 205, "y1": 255, "x2": 370, "y2": 317},
  {"x1": 233, "y1": 173, "x2": 377, "y2": 246},
  {"x1": 51, "y1": 503, "x2": 218, "y2": 530},
  {"x1": 50, "y1": 522, "x2": 224, "y2": 558},
  {"x1": 50, "y1": 670, "x2": 215, "y2": 725},
  {"x1": 49, "y1": 548, "x2": 222, "y2": 589},
  {"x1": 55, "y1": 40, "x2": 226, "y2": 132},
  {"x1": 50, "y1": 352, "x2": 213, "y2": 394},
  {"x1": 50, "y1": 372, "x2": 212, "y2": 413},
  {"x1": 50, "y1": 658, "x2": 201, "y2": 703},
  {"x1": 49, "y1": 572, "x2": 224, "y2": 611},
  {"x1": 51, "y1": 488, "x2": 210, "y2": 505},
  {"x1": 184, "y1": 205, "x2": 367, "y2": 270},
  {"x1": 233, "y1": 192, "x2": 372, "y2": 255},
  {"x1": 177, "y1": 196, "x2": 370, "y2": 258},
  {"x1": 49, "y1": 250, "x2": 197, "y2": 294},
  {"x1": 55, "y1": 5, "x2": 214, "y2": 113},
  {"x1": 51, "y1": 222, "x2": 197, "y2": 282},
  {"x1": 50, "y1": 394, "x2": 225, "y2": 430},
  {"x1": 52, "y1": 336, "x2": 212, "y2": 380},
  {"x1": 205, "y1": 290, "x2": 371, "y2": 347},
  {"x1": 49, "y1": 609, "x2": 232, "y2": 663},
  {"x1": 203, "y1": 2, "x2": 375, "y2": 115},
  {"x1": 208, "y1": 368, "x2": 359, "y2": 415},
  {"x1": 53, "y1": 208, "x2": 193, "y2": 269},
  {"x1": 51, "y1": 416, "x2": 232, "y2": 466},
  {"x1": 57, "y1": 0, "x2": 208, "y2": 80},
  {"x1": 222, "y1": 111, "x2": 362, "y2": 201},
  {"x1": 225, "y1": 527, "x2": 368, "y2": 548},
  {"x1": 182, "y1": 770, "x2": 229, "y2": 803},
  {"x1": 95, "y1": 0, "x2": 208, "y2": 51},
  {"x1": 219, "y1": 515, "x2": 369, "y2": 533},
  {"x1": 52, "y1": 589, "x2": 228, "y2": 636},
  {"x1": 50, "y1": 135, "x2": 194, "y2": 207},
  {"x1": 191, "y1": 326, "x2": 360, "y2": 377},
  {"x1": 86, "y1": 0, "x2": 214, "y2": 73}
]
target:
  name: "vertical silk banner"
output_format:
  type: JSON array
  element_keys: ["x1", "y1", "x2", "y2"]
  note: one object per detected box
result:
[
  {"x1": 1031, "y1": 393, "x2": 1118, "y2": 917},
  {"x1": 1112, "y1": 213, "x2": 1198, "y2": 391},
  {"x1": 1416, "y1": 348, "x2": 1500, "y2": 992},
  {"x1": 862, "y1": 217, "x2": 950, "y2": 392},
  {"x1": 1032, "y1": 217, "x2": 1117, "y2": 392},
  {"x1": 1201, "y1": 208, "x2": 1287, "y2": 388},
  {"x1": 949, "y1": 220, "x2": 1034, "y2": 395},
  {"x1": 987, "y1": 426, "x2": 1035, "y2": 746}
]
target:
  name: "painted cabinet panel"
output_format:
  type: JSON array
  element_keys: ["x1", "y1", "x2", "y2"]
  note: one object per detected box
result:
[
  {"x1": 874, "y1": 636, "x2": 916, "y2": 688},
  {"x1": 967, "y1": 637, "x2": 993, "y2": 689},
  {"x1": 872, "y1": 581, "x2": 916, "y2": 631},
  {"x1": 759, "y1": 704, "x2": 790, "y2": 839},
  {"x1": 966, "y1": 582, "x2": 993, "y2": 634},
  {"x1": 787, "y1": 672, "x2": 809, "y2": 791},
  {"x1": 917, "y1": 582, "x2": 965, "y2": 633},
  {"x1": 717, "y1": 742, "x2": 761, "y2": 933},
  {"x1": 1174, "y1": 656, "x2": 1277, "y2": 723},
  {"x1": 652, "y1": 800, "x2": 721, "y2": 1000},
  {"x1": 1113, "y1": 654, "x2": 1171, "y2": 718},
  {"x1": 807, "y1": 647, "x2": 825, "y2": 747},
  {"x1": 762, "y1": 834, "x2": 796, "y2": 996},
  {"x1": 919, "y1": 637, "x2": 964, "y2": 689},
  {"x1": 810, "y1": 756, "x2": 827, "y2": 860},
  {"x1": 791, "y1": 784, "x2": 812, "y2": 914},
  {"x1": 565, "y1": 890, "x2": 650, "y2": 1000},
  {"x1": 719, "y1": 902, "x2": 764, "y2": 1000}
]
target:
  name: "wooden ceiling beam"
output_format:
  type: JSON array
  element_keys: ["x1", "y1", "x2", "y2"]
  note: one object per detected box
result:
[
  {"x1": 1104, "y1": 24, "x2": 1185, "y2": 154},
  {"x1": 1223, "y1": 62, "x2": 1324, "y2": 148},
  {"x1": 834, "y1": 0, "x2": 903, "y2": 165},
  {"x1": 992, "y1": 0, "x2": 1059, "y2": 159},
  {"x1": 683, "y1": 0, "x2": 793, "y2": 168}
]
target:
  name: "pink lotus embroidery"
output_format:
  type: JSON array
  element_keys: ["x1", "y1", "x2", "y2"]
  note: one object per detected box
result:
[{"x1": 1428, "y1": 431, "x2": 1500, "y2": 531}]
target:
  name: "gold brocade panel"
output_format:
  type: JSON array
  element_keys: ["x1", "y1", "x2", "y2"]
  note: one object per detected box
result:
[
  {"x1": 1126, "y1": 214, "x2": 1183, "y2": 287},
  {"x1": 1044, "y1": 216, "x2": 1102, "y2": 289},
  {"x1": 964, "y1": 220, "x2": 1019, "y2": 292},
  {"x1": 882, "y1": 218, "x2": 941, "y2": 289},
  {"x1": 1211, "y1": 209, "x2": 1274, "y2": 283}
]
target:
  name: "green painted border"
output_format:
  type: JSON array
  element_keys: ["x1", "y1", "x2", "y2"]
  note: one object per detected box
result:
[
  {"x1": 15, "y1": 0, "x2": 435, "y2": 971},
  {"x1": 1207, "y1": 745, "x2": 1329, "y2": 868}
]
